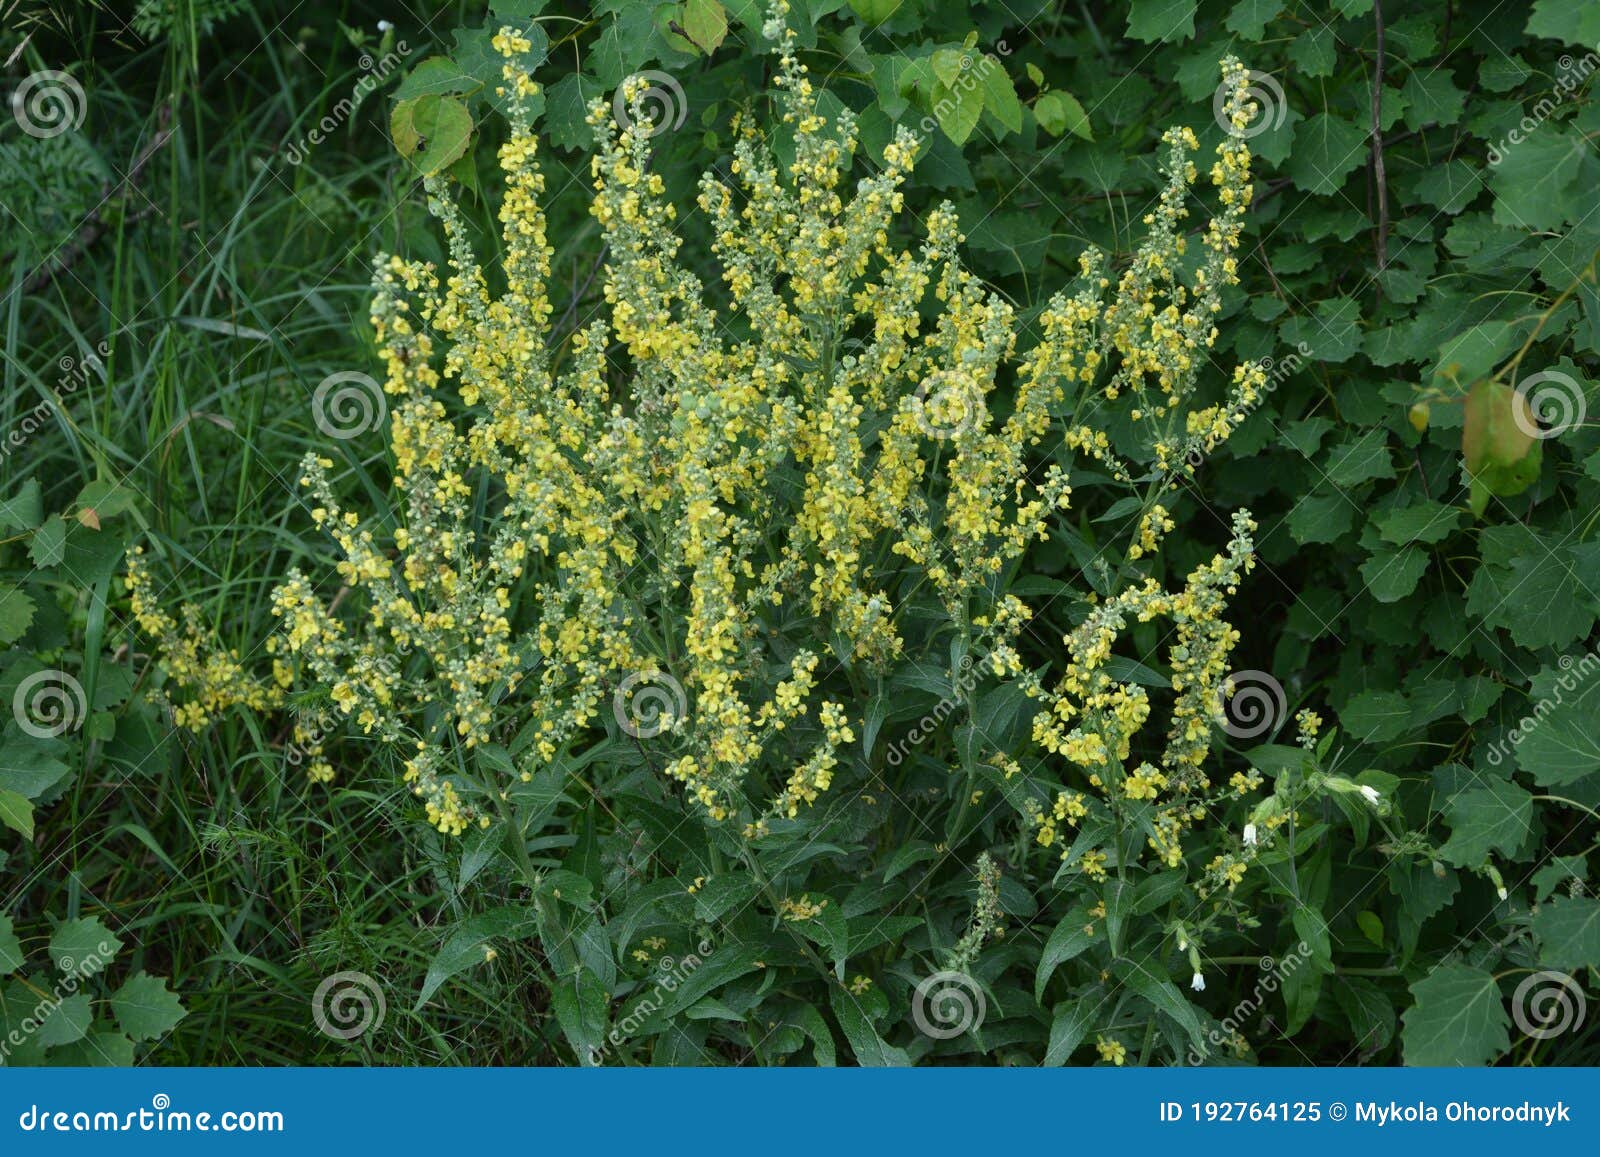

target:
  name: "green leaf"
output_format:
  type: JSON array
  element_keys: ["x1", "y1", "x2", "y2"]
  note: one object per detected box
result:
[
  {"x1": 1286, "y1": 492, "x2": 1357, "y2": 544},
  {"x1": 1115, "y1": 960, "x2": 1205, "y2": 1048},
  {"x1": 27, "y1": 518, "x2": 67, "y2": 568},
  {"x1": 1035, "y1": 907, "x2": 1093, "y2": 1001},
  {"x1": 0, "y1": 585, "x2": 37, "y2": 645},
  {"x1": 551, "y1": 964, "x2": 609, "y2": 1061},
  {"x1": 1401, "y1": 963, "x2": 1509, "y2": 1065},
  {"x1": 36, "y1": 993, "x2": 93, "y2": 1047},
  {"x1": 1376, "y1": 500, "x2": 1462, "y2": 545},
  {"x1": 1325, "y1": 429, "x2": 1396, "y2": 487},
  {"x1": 1287, "y1": 113, "x2": 1368, "y2": 195},
  {"x1": 1532, "y1": 896, "x2": 1600, "y2": 970},
  {"x1": 1490, "y1": 131, "x2": 1584, "y2": 230},
  {"x1": 1224, "y1": 0, "x2": 1284, "y2": 40},
  {"x1": 1515, "y1": 663, "x2": 1600, "y2": 785},
  {"x1": 0, "y1": 913, "x2": 23, "y2": 973},
  {"x1": 1033, "y1": 91, "x2": 1091, "y2": 140},
  {"x1": 1526, "y1": 0, "x2": 1600, "y2": 47},
  {"x1": 677, "y1": 0, "x2": 728, "y2": 55},
  {"x1": 848, "y1": 0, "x2": 902, "y2": 22},
  {"x1": 1044, "y1": 998, "x2": 1098, "y2": 1065},
  {"x1": 393, "y1": 56, "x2": 481, "y2": 99},
  {"x1": 1126, "y1": 0, "x2": 1197, "y2": 43},
  {"x1": 0, "y1": 479, "x2": 43, "y2": 533},
  {"x1": 391, "y1": 95, "x2": 474, "y2": 176},
  {"x1": 1340, "y1": 689, "x2": 1410, "y2": 743},
  {"x1": 1360, "y1": 545, "x2": 1429, "y2": 603},
  {"x1": 932, "y1": 77, "x2": 983, "y2": 145},
  {"x1": 110, "y1": 971, "x2": 187, "y2": 1041},
  {"x1": 0, "y1": 790, "x2": 34, "y2": 840},
  {"x1": 1439, "y1": 778, "x2": 1532, "y2": 866},
  {"x1": 829, "y1": 985, "x2": 910, "y2": 1065},
  {"x1": 50, "y1": 916, "x2": 123, "y2": 976},
  {"x1": 979, "y1": 56, "x2": 1021, "y2": 134},
  {"x1": 1400, "y1": 71, "x2": 1465, "y2": 130}
]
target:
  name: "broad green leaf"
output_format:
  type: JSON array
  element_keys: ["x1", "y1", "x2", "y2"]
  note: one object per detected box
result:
[
  {"x1": 1034, "y1": 91, "x2": 1091, "y2": 140},
  {"x1": 1286, "y1": 113, "x2": 1368, "y2": 195},
  {"x1": 1439, "y1": 778, "x2": 1532, "y2": 866},
  {"x1": 551, "y1": 964, "x2": 609, "y2": 1061},
  {"x1": 0, "y1": 585, "x2": 37, "y2": 645},
  {"x1": 0, "y1": 790, "x2": 34, "y2": 840},
  {"x1": 0, "y1": 913, "x2": 23, "y2": 973},
  {"x1": 110, "y1": 971, "x2": 187, "y2": 1041},
  {"x1": 0, "y1": 479, "x2": 42, "y2": 533},
  {"x1": 829, "y1": 985, "x2": 910, "y2": 1065},
  {"x1": 1340, "y1": 689, "x2": 1410, "y2": 743},
  {"x1": 1532, "y1": 896, "x2": 1600, "y2": 970},
  {"x1": 1526, "y1": 0, "x2": 1600, "y2": 48},
  {"x1": 1401, "y1": 963, "x2": 1509, "y2": 1065},
  {"x1": 393, "y1": 56, "x2": 480, "y2": 99},
  {"x1": 1035, "y1": 907, "x2": 1093, "y2": 1001},
  {"x1": 50, "y1": 916, "x2": 123, "y2": 977},
  {"x1": 36, "y1": 992, "x2": 93, "y2": 1047},
  {"x1": 1360, "y1": 546, "x2": 1429, "y2": 603},
  {"x1": 1044, "y1": 998, "x2": 1098, "y2": 1065},
  {"x1": 1115, "y1": 960, "x2": 1205, "y2": 1048},
  {"x1": 1126, "y1": 0, "x2": 1197, "y2": 43}
]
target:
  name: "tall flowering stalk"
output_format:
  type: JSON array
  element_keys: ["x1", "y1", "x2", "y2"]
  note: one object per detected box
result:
[{"x1": 131, "y1": 3, "x2": 1267, "y2": 896}]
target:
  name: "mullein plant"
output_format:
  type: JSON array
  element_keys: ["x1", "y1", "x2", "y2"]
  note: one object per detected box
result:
[{"x1": 129, "y1": 0, "x2": 1280, "y2": 1057}]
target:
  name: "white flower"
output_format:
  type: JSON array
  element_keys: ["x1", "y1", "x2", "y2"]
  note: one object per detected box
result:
[
  {"x1": 1191, "y1": 971, "x2": 1206, "y2": 992},
  {"x1": 1359, "y1": 785, "x2": 1382, "y2": 806},
  {"x1": 1497, "y1": 886, "x2": 1508, "y2": 901},
  {"x1": 377, "y1": 19, "x2": 393, "y2": 31},
  {"x1": 1243, "y1": 822, "x2": 1258, "y2": 847},
  {"x1": 1177, "y1": 934, "x2": 1188, "y2": 951}
]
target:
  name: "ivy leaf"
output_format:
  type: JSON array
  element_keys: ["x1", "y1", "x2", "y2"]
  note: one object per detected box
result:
[
  {"x1": 1401, "y1": 963, "x2": 1509, "y2": 1066},
  {"x1": 1126, "y1": 0, "x2": 1197, "y2": 44},
  {"x1": 1532, "y1": 896, "x2": 1600, "y2": 971},
  {"x1": 1439, "y1": 778, "x2": 1532, "y2": 866},
  {"x1": 110, "y1": 972, "x2": 187, "y2": 1041}
]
